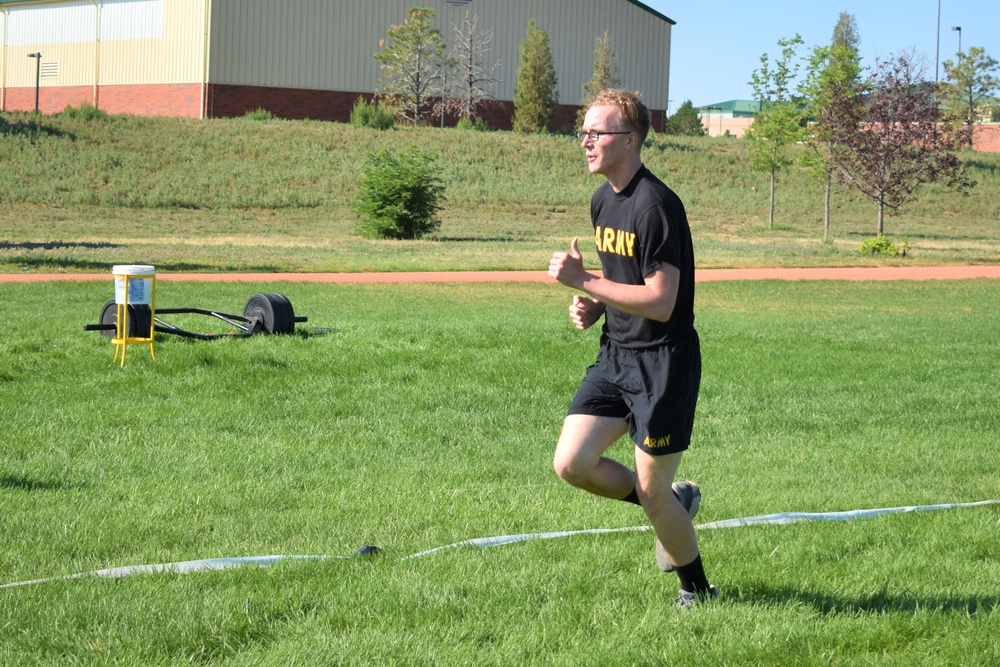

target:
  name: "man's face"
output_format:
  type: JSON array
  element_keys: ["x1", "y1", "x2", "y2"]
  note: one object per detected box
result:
[{"x1": 580, "y1": 105, "x2": 634, "y2": 177}]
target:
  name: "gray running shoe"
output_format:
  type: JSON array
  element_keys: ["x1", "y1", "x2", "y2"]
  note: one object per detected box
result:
[
  {"x1": 675, "y1": 585, "x2": 719, "y2": 609},
  {"x1": 655, "y1": 481, "x2": 701, "y2": 572}
]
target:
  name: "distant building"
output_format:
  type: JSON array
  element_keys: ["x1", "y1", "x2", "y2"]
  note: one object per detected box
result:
[
  {"x1": 697, "y1": 100, "x2": 760, "y2": 137},
  {"x1": 0, "y1": 0, "x2": 676, "y2": 130}
]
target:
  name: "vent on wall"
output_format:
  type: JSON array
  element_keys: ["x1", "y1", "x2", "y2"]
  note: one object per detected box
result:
[
  {"x1": 40, "y1": 62, "x2": 58, "y2": 78},
  {"x1": 442, "y1": 0, "x2": 473, "y2": 6}
]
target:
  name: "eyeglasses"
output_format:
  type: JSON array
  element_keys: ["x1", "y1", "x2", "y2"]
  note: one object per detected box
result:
[{"x1": 575, "y1": 130, "x2": 633, "y2": 142}]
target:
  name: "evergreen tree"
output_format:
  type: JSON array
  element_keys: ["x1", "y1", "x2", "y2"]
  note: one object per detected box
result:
[
  {"x1": 512, "y1": 20, "x2": 558, "y2": 133},
  {"x1": 831, "y1": 12, "x2": 860, "y2": 51},
  {"x1": 662, "y1": 100, "x2": 705, "y2": 136},
  {"x1": 576, "y1": 32, "x2": 619, "y2": 126},
  {"x1": 374, "y1": 7, "x2": 453, "y2": 125}
]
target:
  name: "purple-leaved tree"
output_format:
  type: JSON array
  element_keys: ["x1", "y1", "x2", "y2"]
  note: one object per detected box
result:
[{"x1": 823, "y1": 51, "x2": 973, "y2": 235}]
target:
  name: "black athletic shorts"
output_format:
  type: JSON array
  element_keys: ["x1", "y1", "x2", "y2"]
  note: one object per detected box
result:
[{"x1": 567, "y1": 330, "x2": 701, "y2": 455}]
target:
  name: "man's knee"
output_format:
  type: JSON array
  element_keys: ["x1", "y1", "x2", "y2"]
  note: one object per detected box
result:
[
  {"x1": 553, "y1": 414, "x2": 628, "y2": 487},
  {"x1": 634, "y1": 450, "x2": 684, "y2": 507},
  {"x1": 635, "y1": 480, "x2": 676, "y2": 509},
  {"x1": 553, "y1": 450, "x2": 588, "y2": 487}
]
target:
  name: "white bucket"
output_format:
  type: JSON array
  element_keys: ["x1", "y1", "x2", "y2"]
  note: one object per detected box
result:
[{"x1": 113, "y1": 265, "x2": 156, "y2": 305}]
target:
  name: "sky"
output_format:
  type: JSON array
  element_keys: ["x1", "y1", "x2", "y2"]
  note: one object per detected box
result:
[{"x1": 641, "y1": 0, "x2": 1000, "y2": 111}]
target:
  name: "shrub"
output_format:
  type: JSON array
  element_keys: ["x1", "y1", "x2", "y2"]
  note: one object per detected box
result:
[
  {"x1": 353, "y1": 147, "x2": 444, "y2": 239},
  {"x1": 455, "y1": 116, "x2": 490, "y2": 132},
  {"x1": 61, "y1": 102, "x2": 110, "y2": 121},
  {"x1": 243, "y1": 107, "x2": 275, "y2": 120},
  {"x1": 858, "y1": 234, "x2": 908, "y2": 257},
  {"x1": 349, "y1": 97, "x2": 395, "y2": 130}
]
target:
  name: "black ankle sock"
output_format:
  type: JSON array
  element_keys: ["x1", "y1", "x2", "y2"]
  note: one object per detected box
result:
[
  {"x1": 620, "y1": 485, "x2": 683, "y2": 507},
  {"x1": 619, "y1": 487, "x2": 641, "y2": 505},
  {"x1": 675, "y1": 555, "x2": 711, "y2": 594}
]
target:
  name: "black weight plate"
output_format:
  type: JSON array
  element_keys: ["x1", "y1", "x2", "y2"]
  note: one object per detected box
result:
[
  {"x1": 98, "y1": 299, "x2": 152, "y2": 338},
  {"x1": 131, "y1": 305, "x2": 153, "y2": 338},
  {"x1": 268, "y1": 293, "x2": 295, "y2": 334},
  {"x1": 243, "y1": 293, "x2": 279, "y2": 334}
]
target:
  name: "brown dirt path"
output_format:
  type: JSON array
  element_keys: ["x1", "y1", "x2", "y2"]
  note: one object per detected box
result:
[{"x1": 3, "y1": 266, "x2": 1000, "y2": 284}]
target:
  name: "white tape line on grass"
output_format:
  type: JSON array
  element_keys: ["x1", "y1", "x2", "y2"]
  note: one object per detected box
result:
[
  {"x1": 401, "y1": 526, "x2": 651, "y2": 560},
  {"x1": 694, "y1": 499, "x2": 1000, "y2": 530},
  {"x1": 403, "y1": 499, "x2": 1000, "y2": 559},
  {"x1": 0, "y1": 555, "x2": 334, "y2": 589},
  {"x1": 2, "y1": 499, "x2": 996, "y2": 589}
]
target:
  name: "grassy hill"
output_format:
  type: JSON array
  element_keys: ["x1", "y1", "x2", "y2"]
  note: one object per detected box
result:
[{"x1": 2, "y1": 110, "x2": 998, "y2": 273}]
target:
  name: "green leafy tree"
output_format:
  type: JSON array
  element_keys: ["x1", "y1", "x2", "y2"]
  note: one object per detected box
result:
[
  {"x1": 800, "y1": 14, "x2": 865, "y2": 239},
  {"x1": 746, "y1": 34, "x2": 806, "y2": 228},
  {"x1": 512, "y1": 20, "x2": 558, "y2": 133},
  {"x1": 576, "y1": 31, "x2": 619, "y2": 126},
  {"x1": 374, "y1": 7, "x2": 453, "y2": 125},
  {"x1": 942, "y1": 46, "x2": 1000, "y2": 147},
  {"x1": 662, "y1": 100, "x2": 705, "y2": 136}
]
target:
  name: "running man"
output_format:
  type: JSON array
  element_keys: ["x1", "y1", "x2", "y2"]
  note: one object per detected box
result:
[{"x1": 548, "y1": 89, "x2": 716, "y2": 607}]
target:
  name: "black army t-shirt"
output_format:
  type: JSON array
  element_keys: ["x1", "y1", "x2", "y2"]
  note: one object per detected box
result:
[{"x1": 590, "y1": 165, "x2": 695, "y2": 348}]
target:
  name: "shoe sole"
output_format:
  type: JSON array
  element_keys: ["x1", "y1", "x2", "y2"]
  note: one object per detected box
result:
[
  {"x1": 675, "y1": 584, "x2": 719, "y2": 609},
  {"x1": 656, "y1": 481, "x2": 701, "y2": 572}
]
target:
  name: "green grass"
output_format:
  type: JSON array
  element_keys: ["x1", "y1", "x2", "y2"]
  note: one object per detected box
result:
[
  {"x1": 1, "y1": 279, "x2": 998, "y2": 665},
  {"x1": 2, "y1": 110, "x2": 1000, "y2": 273}
]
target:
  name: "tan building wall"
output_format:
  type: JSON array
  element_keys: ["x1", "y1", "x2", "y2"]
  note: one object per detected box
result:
[
  {"x1": 2, "y1": 0, "x2": 208, "y2": 85},
  {"x1": 700, "y1": 115, "x2": 754, "y2": 138},
  {"x1": 2, "y1": 0, "x2": 208, "y2": 114}
]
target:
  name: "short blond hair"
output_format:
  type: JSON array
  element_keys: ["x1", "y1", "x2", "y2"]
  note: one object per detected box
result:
[{"x1": 586, "y1": 89, "x2": 651, "y2": 142}]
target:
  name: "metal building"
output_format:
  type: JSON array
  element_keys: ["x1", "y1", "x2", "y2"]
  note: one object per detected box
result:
[{"x1": 0, "y1": 0, "x2": 674, "y2": 130}]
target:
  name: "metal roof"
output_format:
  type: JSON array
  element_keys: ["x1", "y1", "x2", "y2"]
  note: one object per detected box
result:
[
  {"x1": 627, "y1": 1, "x2": 676, "y2": 24},
  {"x1": 700, "y1": 100, "x2": 763, "y2": 115}
]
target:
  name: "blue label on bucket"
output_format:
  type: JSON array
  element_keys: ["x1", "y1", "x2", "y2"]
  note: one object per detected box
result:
[
  {"x1": 114, "y1": 276, "x2": 153, "y2": 304},
  {"x1": 129, "y1": 279, "x2": 147, "y2": 302}
]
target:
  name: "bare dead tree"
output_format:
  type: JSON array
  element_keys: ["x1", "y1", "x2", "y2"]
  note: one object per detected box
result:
[{"x1": 449, "y1": 11, "x2": 503, "y2": 123}]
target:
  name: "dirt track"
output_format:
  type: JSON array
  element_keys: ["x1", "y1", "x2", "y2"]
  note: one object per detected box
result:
[{"x1": 3, "y1": 266, "x2": 1000, "y2": 284}]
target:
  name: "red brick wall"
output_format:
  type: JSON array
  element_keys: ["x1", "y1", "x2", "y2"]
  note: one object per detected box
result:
[
  {"x1": 973, "y1": 124, "x2": 1000, "y2": 153},
  {"x1": 205, "y1": 84, "x2": 363, "y2": 121},
  {"x1": 204, "y1": 83, "x2": 666, "y2": 132},
  {"x1": 99, "y1": 83, "x2": 203, "y2": 118},
  {"x1": 4, "y1": 86, "x2": 93, "y2": 114},
  {"x1": 3, "y1": 83, "x2": 201, "y2": 117},
  {"x1": 471, "y1": 100, "x2": 664, "y2": 133}
]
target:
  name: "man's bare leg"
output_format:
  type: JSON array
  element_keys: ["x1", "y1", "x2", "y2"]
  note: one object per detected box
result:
[
  {"x1": 553, "y1": 414, "x2": 633, "y2": 499},
  {"x1": 633, "y1": 448, "x2": 700, "y2": 568}
]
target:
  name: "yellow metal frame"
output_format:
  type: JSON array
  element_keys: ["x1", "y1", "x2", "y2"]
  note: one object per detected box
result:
[{"x1": 111, "y1": 272, "x2": 156, "y2": 366}]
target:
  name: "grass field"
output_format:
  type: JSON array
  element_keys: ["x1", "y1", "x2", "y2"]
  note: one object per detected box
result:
[
  {"x1": 1, "y1": 279, "x2": 998, "y2": 665},
  {"x1": 2, "y1": 111, "x2": 1000, "y2": 274}
]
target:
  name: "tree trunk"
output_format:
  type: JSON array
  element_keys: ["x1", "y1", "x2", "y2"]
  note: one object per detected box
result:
[
  {"x1": 824, "y1": 170, "x2": 831, "y2": 241},
  {"x1": 877, "y1": 194, "x2": 884, "y2": 236},
  {"x1": 769, "y1": 168, "x2": 776, "y2": 229}
]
